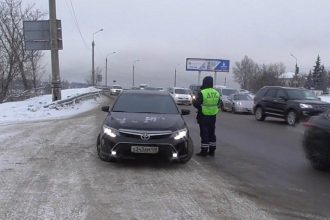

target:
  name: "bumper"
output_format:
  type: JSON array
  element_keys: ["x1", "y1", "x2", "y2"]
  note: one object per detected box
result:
[
  {"x1": 175, "y1": 99, "x2": 192, "y2": 105},
  {"x1": 100, "y1": 134, "x2": 192, "y2": 161},
  {"x1": 235, "y1": 106, "x2": 253, "y2": 113}
]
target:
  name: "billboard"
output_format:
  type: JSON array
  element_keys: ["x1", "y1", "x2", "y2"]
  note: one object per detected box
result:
[{"x1": 186, "y1": 58, "x2": 230, "y2": 72}]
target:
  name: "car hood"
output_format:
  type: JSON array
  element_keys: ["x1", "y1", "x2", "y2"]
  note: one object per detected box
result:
[
  {"x1": 104, "y1": 112, "x2": 185, "y2": 131},
  {"x1": 308, "y1": 111, "x2": 330, "y2": 131},
  {"x1": 291, "y1": 99, "x2": 329, "y2": 105},
  {"x1": 235, "y1": 100, "x2": 253, "y2": 108}
]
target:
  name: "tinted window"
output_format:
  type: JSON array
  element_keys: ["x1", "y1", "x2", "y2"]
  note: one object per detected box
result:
[
  {"x1": 113, "y1": 86, "x2": 122, "y2": 89},
  {"x1": 265, "y1": 89, "x2": 277, "y2": 98},
  {"x1": 221, "y1": 89, "x2": 238, "y2": 96},
  {"x1": 255, "y1": 87, "x2": 268, "y2": 99},
  {"x1": 175, "y1": 89, "x2": 190, "y2": 94},
  {"x1": 287, "y1": 90, "x2": 318, "y2": 100},
  {"x1": 112, "y1": 93, "x2": 179, "y2": 114},
  {"x1": 276, "y1": 89, "x2": 287, "y2": 99}
]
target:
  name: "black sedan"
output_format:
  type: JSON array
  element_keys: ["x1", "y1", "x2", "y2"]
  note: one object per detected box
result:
[
  {"x1": 97, "y1": 90, "x2": 194, "y2": 163},
  {"x1": 303, "y1": 110, "x2": 330, "y2": 171}
]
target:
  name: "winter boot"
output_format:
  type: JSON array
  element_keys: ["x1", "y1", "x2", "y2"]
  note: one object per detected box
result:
[
  {"x1": 208, "y1": 148, "x2": 216, "y2": 156},
  {"x1": 196, "y1": 148, "x2": 208, "y2": 157}
]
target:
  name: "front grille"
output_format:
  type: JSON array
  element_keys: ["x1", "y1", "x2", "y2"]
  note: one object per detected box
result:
[{"x1": 119, "y1": 129, "x2": 172, "y2": 140}]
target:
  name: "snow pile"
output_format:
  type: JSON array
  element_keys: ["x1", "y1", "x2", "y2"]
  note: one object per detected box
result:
[
  {"x1": 0, "y1": 87, "x2": 104, "y2": 125},
  {"x1": 319, "y1": 95, "x2": 330, "y2": 103}
]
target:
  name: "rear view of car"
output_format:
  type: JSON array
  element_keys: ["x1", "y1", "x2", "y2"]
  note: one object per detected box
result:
[
  {"x1": 303, "y1": 111, "x2": 330, "y2": 171},
  {"x1": 169, "y1": 87, "x2": 193, "y2": 105}
]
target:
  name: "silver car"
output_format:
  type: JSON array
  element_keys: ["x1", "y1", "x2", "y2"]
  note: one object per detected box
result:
[{"x1": 223, "y1": 93, "x2": 253, "y2": 114}]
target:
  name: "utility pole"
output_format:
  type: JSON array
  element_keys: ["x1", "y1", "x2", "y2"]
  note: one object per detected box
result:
[
  {"x1": 92, "y1": 40, "x2": 95, "y2": 86},
  {"x1": 174, "y1": 64, "x2": 180, "y2": 87},
  {"x1": 132, "y1": 64, "x2": 135, "y2": 88},
  {"x1": 92, "y1": 29, "x2": 103, "y2": 86},
  {"x1": 49, "y1": 0, "x2": 61, "y2": 101},
  {"x1": 174, "y1": 68, "x2": 177, "y2": 87},
  {"x1": 105, "y1": 57, "x2": 108, "y2": 87},
  {"x1": 132, "y1": 59, "x2": 140, "y2": 88}
]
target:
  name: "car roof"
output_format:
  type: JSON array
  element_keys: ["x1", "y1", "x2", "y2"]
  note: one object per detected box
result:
[
  {"x1": 122, "y1": 89, "x2": 170, "y2": 96},
  {"x1": 261, "y1": 86, "x2": 307, "y2": 90}
]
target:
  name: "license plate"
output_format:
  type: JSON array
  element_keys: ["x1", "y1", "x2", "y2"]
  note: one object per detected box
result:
[{"x1": 131, "y1": 146, "x2": 159, "y2": 154}]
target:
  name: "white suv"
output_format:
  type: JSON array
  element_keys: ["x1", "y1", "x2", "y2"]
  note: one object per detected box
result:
[{"x1": 169, "y1": 87, "x2": 192, "y2": 105}]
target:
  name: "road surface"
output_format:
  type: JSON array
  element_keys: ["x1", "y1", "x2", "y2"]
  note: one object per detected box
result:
[{"x1": 0, "y1": 97, "x2": 329, "y2": 219}]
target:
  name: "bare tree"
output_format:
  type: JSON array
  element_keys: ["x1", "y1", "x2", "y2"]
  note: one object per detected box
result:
[
  {"x1": 0, "y1": 0, "x2": 44, "y2": 102},
  {"x1": 233, "y1": 56, "x2": 259, "y2": 91}
]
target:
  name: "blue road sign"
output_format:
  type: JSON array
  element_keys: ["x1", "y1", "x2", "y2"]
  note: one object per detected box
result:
[{"x1": 186, "y1": 58, "x2": 230, "y2": 72}]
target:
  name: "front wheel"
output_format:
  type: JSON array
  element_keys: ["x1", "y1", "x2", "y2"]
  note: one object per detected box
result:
[
  {"x1": 255, "y1": 106, "x2": 265, "y2": 121},
  {"x1": 97, "y1": 134, "x2": 115, "y2": 162},
  {"x1": 286, "y1": 110, "x2": 298, "y2": 126}
]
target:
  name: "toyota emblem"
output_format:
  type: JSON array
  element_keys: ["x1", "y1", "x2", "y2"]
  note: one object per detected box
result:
[{"x1": 141, "y1": 132, "x2": 150, "y2": 141}]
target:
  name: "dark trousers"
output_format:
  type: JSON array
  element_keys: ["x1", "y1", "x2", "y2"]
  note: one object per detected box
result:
[{"x1": 199, "y1": 116, "x2": 216, "y2": 150}]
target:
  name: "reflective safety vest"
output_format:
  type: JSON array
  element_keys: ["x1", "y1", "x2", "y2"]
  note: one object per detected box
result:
[{"x1": 201, "y1": 88, "x2": 220, "y2": 116}]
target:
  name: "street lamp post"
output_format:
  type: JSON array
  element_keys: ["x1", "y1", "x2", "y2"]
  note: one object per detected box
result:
[
  {"x1": 132, "y1": 59, "x2": 140, "y2": 88},
  {"x1": 105, "y1": 52, "x2": 116, "y2": 87},
  {"x1": 92, "y1": 28, "x2": 103, "y2": 86},
  {"x1": 290, "y1": 53, "x2": 299, "y2": 87},
  {"x1": 290, "y1": 53, "x2": 299, "y2": 75},
  {"x1": 174, "y1": 64, "x2": 180, "y2": 87}
]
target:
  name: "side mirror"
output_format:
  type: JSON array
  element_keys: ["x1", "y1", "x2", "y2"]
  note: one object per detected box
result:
[
  {"x1": 101, "y1": 106, "x2": 110, "y2": 112},
  {"x1": 181, "y1": 109, "x2": 190, "y2": 115}
]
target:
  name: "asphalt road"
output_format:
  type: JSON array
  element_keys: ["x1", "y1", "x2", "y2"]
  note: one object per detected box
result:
[
  {"x1": 183, "y1": 105, "x2": 330, "y2": 219},
  {"x1": 0, "y1": 97, "x2": 329, "y2": 219},
  {"x1": 0, "y1": 97, "x2": 272, "y2": 220}
]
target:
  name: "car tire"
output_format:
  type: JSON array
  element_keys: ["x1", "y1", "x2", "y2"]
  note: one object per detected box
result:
[
  {"x1": 232, "y1": 106, "x2": 237, "y2": 114},
  {"x1": 308, "y1": 149, "x2": 329, "y2": 171},
  {"x1": 286, "y1": 110, "x2": 298, "y2": 126},
  {"x1": 255, "y1": 106, "x2": 265, "y2": 121},
  {"x1": 97, "y1": 134, "x2": 115, "y2": 162},
  {"x1": 178, "y1": 139, "x2": 194, "y2": 164}
]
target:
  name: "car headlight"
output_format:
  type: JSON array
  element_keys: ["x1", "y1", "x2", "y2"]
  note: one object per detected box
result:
[
  {"x1": 236, "y1": 101, "x2": 242, "y2": 106},
  {"x1": 192, "y1": 95, "x2": 196, "y2": 99},
  {"x1": 103, "y1": 125, "x2": 118, "y2": 138},
  {"x1": 300, "y1": 103, "x2": 313, "y2": 109},
  {"x1": 174, "y1": 128, "x2": 187, "y2": 140},
  {"x1": 175, "y1": 94, "x2": 179, "y2": 97}
]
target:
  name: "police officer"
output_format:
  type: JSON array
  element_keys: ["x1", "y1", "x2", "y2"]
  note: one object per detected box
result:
[{"x1": 193, "y1": 76, "x2": 221, "y2": 157}]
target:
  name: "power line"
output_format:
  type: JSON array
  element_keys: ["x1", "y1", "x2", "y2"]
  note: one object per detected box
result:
[{"x1": 64, "y1": 0, "x2": 90, "y2": 50}]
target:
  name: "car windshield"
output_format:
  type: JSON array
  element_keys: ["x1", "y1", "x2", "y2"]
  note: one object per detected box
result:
[
  {"x1": 287, "y1": 90, "x2": 318, "y2": 100},
  {"x1": 221, "y1": 89, "x2": 238, "y2": 96},
  {"x1": 234, "y1": 94, "x2": 252, "y2": 101},
  {"x1": 112, "y1": 93, "x2": 179, "y2": 114},
  {"x1": 113, "y1": 86, "x2": 122, "y2": 89},
  {"x1": 175, "y1": 89, "x2": 190, "y2": 94}
]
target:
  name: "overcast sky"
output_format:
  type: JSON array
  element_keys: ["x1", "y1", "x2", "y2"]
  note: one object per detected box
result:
[{"x1": 28, "y1": 0, "x2": 330, "y2": 88}]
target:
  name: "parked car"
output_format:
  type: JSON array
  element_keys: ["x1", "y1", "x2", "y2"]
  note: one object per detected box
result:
[
  {"x1": 223, "y1": 93, "x2": 253, "y2": 114},
  {"x1": 303, "y1": 110, "x2": 330, "y2": 171},
  {"x1": 253, "y1": 86, "x2": 330, "y2": 126},
  {"x1": 110, "y1": 85, "x2": 123, "y2": 95},
  {"x1": 97, "y1": 90, "x2": 194, "y2": 163},
  {"x1": 168, "y1": 87, "x2": 193, "y2": 105},
  {"x1": 189, "y1": 84, "x2": 201, "y2": 97},
  {"x1": 215, "y1": 87, "x2": 239, "y2": 111}
]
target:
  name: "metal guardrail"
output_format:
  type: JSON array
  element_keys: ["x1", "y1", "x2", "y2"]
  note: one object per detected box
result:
[{"x1": 44, "y1": 91, "x2": 105, "y2": 109}]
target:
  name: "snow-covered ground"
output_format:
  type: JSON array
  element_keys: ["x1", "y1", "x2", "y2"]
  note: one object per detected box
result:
[
  {"x1": 319, "y1": 95, "x2": 330, "y2": 103},
  {"x1": 0, "y1": 87, "x2": 105, "y2": 125}
]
